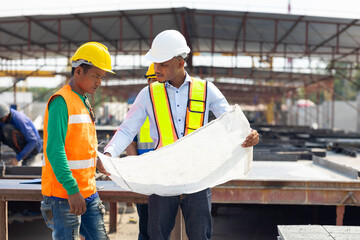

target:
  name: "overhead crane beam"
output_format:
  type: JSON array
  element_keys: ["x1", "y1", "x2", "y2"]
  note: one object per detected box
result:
[{"x1": 0, "y1": 70, "x2": 56, "y2": 78}]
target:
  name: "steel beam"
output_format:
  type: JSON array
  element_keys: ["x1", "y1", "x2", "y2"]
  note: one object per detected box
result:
[
  {"x1": 310, "y1": 19, "x2": 358, "y2": 54},
  {"x1": 0, "y1": 25, "x2": 65, "y2": 57},
  {"x1": 118, "y1": 11, "x2": 150, "y2": 48},
  {"x1": 271, "y1": 16, "x2": 304, "y2": 53},
  {"x1": 25, "y1": 16, "x2": 78, "y2": 48},
  {"x1": 72, "y1": 14, "x2": 116, "y2": 48}
]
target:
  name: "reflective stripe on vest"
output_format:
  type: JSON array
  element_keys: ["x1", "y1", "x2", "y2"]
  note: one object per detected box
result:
[
  {"x1": 67, "y1": 158, "x2": 95, "y2": 169},
  {"x1": 149, "y1": 81, "x2": 178, "y2": 148},
  {"x1": 41, "y1": 84, "x2": 98, "y2": 199},
  {"x1": 69, "y1": 114, "x2": 93, "y2": 124},
  {"x1": 137, "y1": 117, "x2": 155, "y2": 150},
  {"x1": 42, "y1": 158, "x2": 95, "y2": 170},
  {"x1": 149, "y1": 78, "x2": 207, "y2": 149},
  {"x1": 184, "y1": 78, "x2": 207, "y2": 135}
]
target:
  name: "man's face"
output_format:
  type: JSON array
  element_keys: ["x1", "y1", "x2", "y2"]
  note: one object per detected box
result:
[
  {"x1": 76, "y1": 66, "x2": 106, "y2": 95},
  {"x1": 0, "y1": 115, "x2": 7, "y2": 123},
  {"x1": 154, "y1": 57, "x2": 183, "y2": 83}
]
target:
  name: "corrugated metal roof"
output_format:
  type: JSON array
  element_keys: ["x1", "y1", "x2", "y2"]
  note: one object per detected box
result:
[{"x1": 0, "y1": 8, "x2": 358, "y2": 62}]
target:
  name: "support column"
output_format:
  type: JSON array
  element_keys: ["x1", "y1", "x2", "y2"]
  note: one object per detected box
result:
[
  {"x1": 0, "y1": 200, "x2": 8, "y2": 240},
  {"x1": 109, "y1": 202, "x2": 118, "y2": 233},
  {"x1": 336, "y1": 205, "x2": 345, "y2": 226}
]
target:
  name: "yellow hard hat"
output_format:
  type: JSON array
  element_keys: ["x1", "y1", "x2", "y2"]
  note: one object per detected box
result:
[
  {"x1": 144, "y1": 63, "x2": 156, "y2": 79},
  {"x1": 71, "y1": 42, "x2": 115, "y2": 74}
]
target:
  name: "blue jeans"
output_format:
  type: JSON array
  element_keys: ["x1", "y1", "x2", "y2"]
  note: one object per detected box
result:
[
  {"x1": 148, "y1": 188, "x2": 212, "y2": 240},
  {"x1": 40, "y1": 195, "x2": 109, "y2": 240},
  {"x1": 136, "y1": 204, "x2": 149, "y2": 240}
]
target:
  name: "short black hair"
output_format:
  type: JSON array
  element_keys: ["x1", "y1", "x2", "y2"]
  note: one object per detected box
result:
[{"x1": 71, "y1": 64, "x2": 93, "y2": 76}]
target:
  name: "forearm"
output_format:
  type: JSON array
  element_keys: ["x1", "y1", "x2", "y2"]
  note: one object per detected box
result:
[
  {"x1": 104, "y1": 129, "x2": 134, "y2": 157},
  {"x1": 125, "y1": 142, "x2": 138, "y2": 156},
  {"x1": 16, "y1": 140, "x2": 37, "y2": 161}
]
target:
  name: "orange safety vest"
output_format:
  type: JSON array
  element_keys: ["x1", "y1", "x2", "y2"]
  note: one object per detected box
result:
[
  {"x1": 149, "y1": 78, "x2": 207, "y2": 149},
  {"x1": 41, "y1": 84, "x2": 98, "y2": 199}
]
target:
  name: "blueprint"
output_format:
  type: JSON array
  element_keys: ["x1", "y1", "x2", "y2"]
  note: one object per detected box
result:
[{"x1": 97, "y1": 105, "x2": 253, "y2": 196}]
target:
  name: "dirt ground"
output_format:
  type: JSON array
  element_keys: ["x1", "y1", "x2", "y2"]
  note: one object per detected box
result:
[
  {"x1": 8, "y1": 202, "x2": 140, "y2": 240},
  {"x1": 8, "y1": 203, "x2": 360, "y2": 240},
  {"x1": 107, "y1": 203, "x2": 140, "y2": 240}
]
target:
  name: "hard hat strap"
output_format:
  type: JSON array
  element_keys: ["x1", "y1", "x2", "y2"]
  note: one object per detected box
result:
[{"x1": 72, "y1": 59, "x2": 94, "y2": 68}]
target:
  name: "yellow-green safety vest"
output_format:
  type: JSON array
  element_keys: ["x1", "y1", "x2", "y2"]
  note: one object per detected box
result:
[
  {"x1": 136, "y1": 117, "x2": 155, "y2": 153},
  {"x1": 149, "y1": 77, "x2": 207, "y2": 149}
]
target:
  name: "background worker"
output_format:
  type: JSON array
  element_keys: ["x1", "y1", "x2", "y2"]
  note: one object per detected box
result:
[
  {"x1": 104, "y1": 29, "x2": 259, "y2": 240},
  {"x1": 0, "y1": 102, "x2": 42, "y2": 166},
  {"x1": 126, "y1": 63, "x2": 157, "y2": 240},
  {"x1": 41, "y1": 42, "x2": 113, "y2": 240}
]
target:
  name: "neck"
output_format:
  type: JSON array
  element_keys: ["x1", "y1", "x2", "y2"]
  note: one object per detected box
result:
[
  {"x1": 69, "y1": 78, "x2": 85, "y2": 96},
  {"x1": 169, "y1": 70, "x2": 186, "y2": 89}
]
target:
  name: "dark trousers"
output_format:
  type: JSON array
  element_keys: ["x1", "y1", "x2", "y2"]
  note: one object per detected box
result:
[
  {"x1": 0, "y1": 124, "x2": 39, "y2": 165},
  {"x1": 148, "y1": 188, "x2": 212, "y2": 240},
  {"x1": 137, "y1": 204, "x2": 149, "y2": 240}
]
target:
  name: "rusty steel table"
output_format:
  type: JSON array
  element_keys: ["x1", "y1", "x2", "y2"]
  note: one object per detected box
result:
[{"x1": 1, "y1": 161, "x2": 360, "y2": 240}]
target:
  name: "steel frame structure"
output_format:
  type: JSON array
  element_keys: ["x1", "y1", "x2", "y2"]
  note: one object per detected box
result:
[
  {"x1": 0, "y1": 8, "x2": 359, "y2": 121},
  {"x1": 0, "y1": 8, "x2": 359, "y2": 62}
]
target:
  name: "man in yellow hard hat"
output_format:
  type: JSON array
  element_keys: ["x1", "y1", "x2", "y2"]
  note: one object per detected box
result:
[
  {"x1": 104, "y1": 30, "x2": 259, "y2": 239},
  {"x1": 126, "y1": 63, "x2": 157, "y2": 240},
  {"x1": 41, "y1": 42, "x2": 113, "y2": 240}
]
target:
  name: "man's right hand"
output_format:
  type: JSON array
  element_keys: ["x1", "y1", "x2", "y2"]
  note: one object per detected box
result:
[{"x1": 68, "y1": 192, "x2": 86, "y2": 215}]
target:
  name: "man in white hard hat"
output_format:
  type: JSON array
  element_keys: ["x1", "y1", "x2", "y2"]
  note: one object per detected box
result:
[{"x1": 104, "y1": 30, "x2": 259, "y2": 239}]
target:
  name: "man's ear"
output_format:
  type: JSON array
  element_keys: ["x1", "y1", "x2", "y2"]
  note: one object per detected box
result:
[
  {"x1": 178, "y1": 59, "x2": 185, "y2": 69},
  {"x1": 75, "y1": 66, "x2": 83, "y2": 76}
]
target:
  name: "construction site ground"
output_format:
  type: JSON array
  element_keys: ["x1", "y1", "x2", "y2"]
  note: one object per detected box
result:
[{"x1": 8, "y1": 202, "x2": 360, "y2": 240}]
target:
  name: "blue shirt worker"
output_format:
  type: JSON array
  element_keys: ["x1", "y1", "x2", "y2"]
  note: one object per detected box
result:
[
  {"x1": 0, "y1": 102, "x2": 42, "y2": 166},
  {"x1": 126, "y1": 63, "x2": 157, "y2": 240},
  {"x1": 104, "y1": 30, "x2": 259, "y2": 240}
]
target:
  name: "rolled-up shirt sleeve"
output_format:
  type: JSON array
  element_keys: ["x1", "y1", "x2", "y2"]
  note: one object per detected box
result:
[{"x1": 207, "y1": 81, "x2": 232, "y2": 117}]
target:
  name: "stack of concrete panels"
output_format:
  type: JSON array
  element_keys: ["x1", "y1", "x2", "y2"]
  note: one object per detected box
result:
[{"x1": 277, "y1": 225, "x2": 360, "y2": 240}]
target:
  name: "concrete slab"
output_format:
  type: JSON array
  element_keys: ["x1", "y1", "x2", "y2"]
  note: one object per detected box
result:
[
  {"x1": 325, "y1": 151, "x2": 360, "y2": 172},
  {"x1": 244, "y1": 161, "x2": 354, "y2": 181},
  {"x1": 278, "y1": 225, "x2": 360, "y2": 240}
]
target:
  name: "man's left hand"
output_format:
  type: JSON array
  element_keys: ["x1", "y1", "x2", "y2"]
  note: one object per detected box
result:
[
  {"x1": 96, "y1": 158, "x2": 111, "y2": 176},
  {"x1": 242, "y1": 129, "x2": 259, "y2": 148},
  {"x1": 10, "y1": 158, "x2": 19, "y2": 166}
]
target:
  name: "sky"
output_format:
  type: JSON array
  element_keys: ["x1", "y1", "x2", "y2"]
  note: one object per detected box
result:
[
  {"x1": 0, "y1": 0, "x2": 359, "y2": 88},
  {"x1": 1, "y1": 0, "x2": 360, "y2": 18}
]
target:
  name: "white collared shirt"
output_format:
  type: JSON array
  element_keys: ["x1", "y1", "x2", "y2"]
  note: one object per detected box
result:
[{"x1": 104, "y1": 71, "x2": 232, "y2": 157}]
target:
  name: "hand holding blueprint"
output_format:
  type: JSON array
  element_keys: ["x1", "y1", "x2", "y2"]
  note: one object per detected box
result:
[{"x1": 97, "y1": 105, "x2": 253, "y2": 196}]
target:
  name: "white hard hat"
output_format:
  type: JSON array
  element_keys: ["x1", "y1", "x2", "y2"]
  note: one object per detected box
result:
[
  {"x1": 0, "y1": 102, "x2": 9, "y2": 118},
  {"x1": 145, "y1": 30, "x2": 190, "y2": 63}
]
